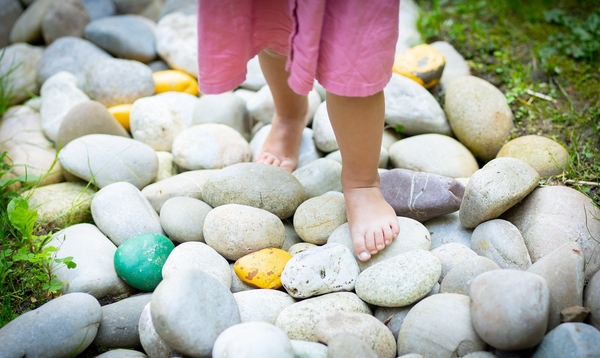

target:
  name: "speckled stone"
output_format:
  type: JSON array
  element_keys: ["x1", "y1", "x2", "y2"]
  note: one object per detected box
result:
[
  {"x1": 496, "y1": 135, "x2": 569, "y2": 177},
  {"x1": 355, "y1": 249, "x2": 441, "y2": 307},
  {"x1": 293, "y1": 195, "x2": 346, "y2": 245}
]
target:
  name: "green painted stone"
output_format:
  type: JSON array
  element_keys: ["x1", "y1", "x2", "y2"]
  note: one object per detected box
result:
[{"x1": 114, "y1": 233, "x2": 174, "y2": 291}]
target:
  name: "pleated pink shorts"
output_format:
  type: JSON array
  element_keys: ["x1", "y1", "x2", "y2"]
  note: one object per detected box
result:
[{"x1": 197, "y1": 0, "x2": 400, "y2": 97}]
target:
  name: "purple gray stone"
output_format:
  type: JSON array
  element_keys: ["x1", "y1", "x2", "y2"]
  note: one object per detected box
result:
[{"x1": 380, "y1": 168, "x2": 464, "y2": 222}]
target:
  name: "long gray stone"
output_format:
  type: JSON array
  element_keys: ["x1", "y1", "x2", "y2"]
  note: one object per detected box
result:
[{"x1": 93, "y1": 293, "x2": 153, "y2": 348}]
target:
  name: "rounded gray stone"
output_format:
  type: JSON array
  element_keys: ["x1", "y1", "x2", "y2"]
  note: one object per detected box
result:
[
  {"x1": 84, "y1": 58, "x2": 155, "y2": 107},
  {"x1": 292, "y1": 158, "x2": 342, "y2": 198},
  {"x1": 0, "y1": 0, "x2": 22, "y2": 48},
  {"x1": 212, "y1": 321, "x2": 294, "y2": 358},
  {"x1": 151, "y1": 269, "x2": 241, "y2": 357},
  {"x1": 9, "y1": 0, "x2": 52, "y2": 43},
  {"x1": 141, "y1": 169, "x2": 218, "y2": 212},
  {"x1": 171, "y1": 123, "x2": 252, "y2": 170},
  {"x1": 471, "y1": 219, "x2": 531, "y2": 270},
  {"x1": 327, "y1": 333, "x2": 378, "y2": 358},
  {"x1": 532, "y1": 323, "x2": 600, "y2": 358},
  {"x1": 430, "y1": 41, "x2": 471, "y2": 92},
  {"x1": 161, "y1": 242, "x2": 231, "y2": 289},
  {"x1": 138, "y1": 303, "x2": 180, "y2": 358},
  {"x1": 93, "y1": 293, "x2": 153, "y2": 348},
  {"x1": 388, "y1": 133, "x2": 478, "y2": 178},
  {"x1": 502, "y1": 185, "x2": 600, "y2": 281},
  {"x1": 584, "y1": 270, "x2": 600, "y2": 330},
  {"x1": 0, "y1": 42, "x2": 43, "y2": 104},
  {"x1": 58, "y1": 134, "x2": 159, "y2": 189},
  {"x1": 91, "y1": 181, "x2": 165, "y2": 246},
  {"x1": 0, "y1": 292, "x2": 101, "y2": 358},
  {"x1": 312, "y1": 101, "x2": 338, "y2": 153},
  {"x1": 233, "y1": 289, "x2": 296, "y2": 324},
  {"x1": 41, "y1": 0, "x2": 90, "y2": 45},
  {"x1": 431, "y1": 243, "x2": 479, "y2": 282},
  {"x1": 159, "y1": 197, "x2": 212, "y2": 243},
  {"x1": 293, "y1": 195, "x2": 346, "y2": 245},
  {"x1": 155, "y1": 12, "x2": 197, "y2": 77},
  {"x1": 470, "y1": 270, "x2": 550, "y2": 350},
  {"x1": 155, "y1": 91, "x2": 198, "y2": 128},
  {"x1": 130, "y1": 96, "x2": 186, "y2": 151},
  {"x1": 423, "y1": 212, "x2": 473, "y2": 250},
  {"x1": 84, "y1": 15, "x2": 157, "y2": 62},
  {"x1": 444, "y1": 75, "x2": 514, "y2": 161},
  {"x1": 439, "y1": 255, "x2": 501, "y2": 295},
  {"x1": 459, "y1": 157, "x2": 540, "y2": 228},
  {"x1": 95, "y1": 349, "x2": 148, "y2": 358},
  {"x1": 397, "y1": 293, "x2": 486, "y2": 357},
  {"x1": 290, "y1": 340, "x2": 328, "y2": 358},
  {"x1": 496, "y1": 135, "x2": 569, "y2": 177},
  {"x1": 82, "y1": 0, "x2": 117, "y2": 21},
  {"x1": 202, "y1": 162, "x2": 307, "y2": 219},
  {"x1": 192, "y1": 92, "x2": 250, "y2": 139},
  {"x1": 355, "y1": 249, "x2": 441, "y2": 307}
]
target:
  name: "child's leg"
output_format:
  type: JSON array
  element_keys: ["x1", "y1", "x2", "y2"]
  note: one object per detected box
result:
[
  {"x1": 254, "y1": 48, "x2": 308, "y2": 172},
  {"x1": 326, "y1": 91, "x2": 400, "y2": 261}
]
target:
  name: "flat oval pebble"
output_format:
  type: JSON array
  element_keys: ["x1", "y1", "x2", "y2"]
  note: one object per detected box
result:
[
  {"x1": 496, "y1": 135, "x2": 569, "y2": 177},
  {"x1": 212, "y1": 321, "x2": 294, "y2": 358},
  {"x1": 380, "y1": 168, "x2": 465, "y2": 222},
  {"x1": 162, "y1": 241, "x2": 232, "y2": 289},
  {"x1": 58, "y1": 134, "x2": 158, "y2": 189},
  {"x1": 444, "y1": 75, "x2": 514, "y2": 161},
  {"x1": 92, "y1": 293, "x2": 152, "y2": 348},
  {"x1": 46, "y1": 223, "x2": 132, "y2": 298},
  {"x1": 281, "y1": 243, "x2": 360, "y2": 299},
  {"x1": 141, "y1": 169, "x2": 218, "y2": 212},
  {"x1": 84, "y1": 57, "x2": 155, "y2": 108},
  {"x1": 388, "y1": 133, "x2": 478, "y2": 178},
  {"x1": 431, "y1": 243, "x2": 479, "y2": 282},
  {"x1": 57, "y1": 100, "x2": 130, "y2": 147},
  {"x1": 159, "y1": 196, "x2": 212, "y2": 243},
  {"x1": 328, "y1": 217, "x2": 432, "y2": 271},
  {"x1": 292, "y1": 158, "x2": 343, "y2": 198},
  {"x1": 234, "y1": 248, "x2": 293, "y2": 289},
  {"x1": 153, "y1": 69, "x2": 199, "y2": 95},
  {"x1": 424, "y1": 212, "x2": 473, "y2": 249},
  {"x1": 502, "y1": 185, "x2": 600, "y2": 281},
  {"x1": 0, "y1": 292, "x2": 101, "y2": 358},
  {"x1": 459, "y1": 157, "x2": 539, "y2": 228},
  {"x1": 91, "y1": 181, "x2": 164, "y2": 246},
  {"x1": 203, "y1": 162, "x2": 306, "y2": 219},
  {"x1": 439, "y1": 255, "x2": 500, "y2": 295},
  {"x1": 315, "y1": 311, "x2": 396, "y2": 358},
  {"x1": 355, "y1": 249, "x2": 441, "y2": 307},
  {"x1": 527, "y1": 241, "x2": 585, "y2": 332},
  {"x1": 275, "y1": 292, "x2": 371, "y2": 342},
  {"x1": 172, "y1": 123, "x2": 252, "y2": 170},
  {"x1": 151, "y1": 269, "x2": 240, "y2": 357},
  {"x1": 233, "y1": 289, "x2": 296, "y2": 324},
  {"x1": 114, "y1": 232, "x2": 174, "y2": 291},
  {"x1": 204, "y1": 204, "x2": 285, "y2": 260},
  {"x1": 130, "y1": 96, "x2": 186, "y2": 151},
  {"x1": 470, "y1": 219, "x2": 531, "y2": 270},
  {"x1": 384, "y1": 73, "x2": 451, "y2": 136},
  {"x1": 470, "y1": 270, "x2": 550, "y2": 350},
  {"x1": 138, "y1": 302, "x2": 181, "y2": 358},
  {"x1": 293, "y1": 195, "x2": 346, "y2": 245},
  {"x1": 397, "y1": 293, "x2": 486, "y2": 357}
]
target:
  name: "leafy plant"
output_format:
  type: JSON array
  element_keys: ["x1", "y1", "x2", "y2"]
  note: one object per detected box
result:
[{"x1": 543, "y1": 9, "x2": 600, "y2": 61}]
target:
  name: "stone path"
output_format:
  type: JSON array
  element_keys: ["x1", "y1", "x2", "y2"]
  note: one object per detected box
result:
[{"x1": 0, "y1": 0, "x2": 599, "y2": 357}]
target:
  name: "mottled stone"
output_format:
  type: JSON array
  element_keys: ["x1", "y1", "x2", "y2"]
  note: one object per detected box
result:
[
  {"x1": 502, "y1": 185, "x2": 600, "y2": 281},
  {"x1": 203, "y1": 204, "x2": 285, "y2": 261},
  {"x1": 275, "y1": 292, "x2": 371, "y2": 342},
  {"x1": 459, "y1": 157, "x2": 539, "y2": 228},
  {"x1": 471, "y1": 219, "x2": 531, "y2": 270},
  {"x1": 281, "y1": 243, "x2": 360, "y2": 299},
  {"x1": 496, "y1": 135, "x2": 569, "y2": 177},
  {"x1": 202, "y1": 163, "x2": 306, "y2": 219},
  {"x1": 388, "y1": 133, "x2": 478, "y2": 178},
  {"x1": 328, "y1": 217, "x2": 432, "y2": 271},
  {"x1": 380, "y1": 168, "x2": 465, "y2": 222},
  {"x1": 293, "y1": 195, "x2": 346, "y2": 245},
  {"x1": 155, "y1": 91, "x2": 198, "y2": 127},
  {"x1": 129, "y1": 96, "x2": 186, "y2": 151},
  {"x1": 444, "y1": 76, "x2": 514, "y2": 161},
  {"x1": 355, "y1": 249, "x2": 441, "y2": 307}
]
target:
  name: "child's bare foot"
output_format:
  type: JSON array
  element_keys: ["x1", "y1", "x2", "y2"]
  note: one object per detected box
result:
[
  {"x1": 254, "y1": 112, "x2": 307, "y2": 172},
  {"x1": 344, "y1": 186, "x2": 400, "y2": 261}
]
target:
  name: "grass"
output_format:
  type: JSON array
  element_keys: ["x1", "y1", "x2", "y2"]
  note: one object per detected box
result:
[{"x1": 416, "y1": 0, "x2": 600, "y2": 205}]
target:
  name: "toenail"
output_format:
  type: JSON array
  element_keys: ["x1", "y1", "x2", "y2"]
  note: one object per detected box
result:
[
  {"x1": 377, "y1": 245, "x2": 384, "y2": 250},
  {"x1": 359, "y1": 252, "x2": 370, "y2": 260}
]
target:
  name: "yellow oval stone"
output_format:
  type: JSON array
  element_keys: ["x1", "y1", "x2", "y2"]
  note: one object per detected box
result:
[
  {"x1": 153, "y1": 70, "x2": 199, "y2": 95},
  {"x1": 393, "y1": 44, "x2": 446, "y2": 89},
  {"x1": 234, "y1": 248, "x2": 293, "y2": 289},
  {"x1": 107, "y1": 104, "x2": 133, "y2": 131}
]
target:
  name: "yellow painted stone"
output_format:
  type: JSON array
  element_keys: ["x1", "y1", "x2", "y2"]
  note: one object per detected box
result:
[
  {"x1": 393, "y1": 44, "x2": 446, "y2": 89},
  {"x1": 107, "y1": 104, "x2": 133, "y2": 131},
  {"x1": 234, "y1": 248, "x2": 293, "y2": 289},
  {"x1": 153, "y1": 70, "x2": 199, "y2": 95}
]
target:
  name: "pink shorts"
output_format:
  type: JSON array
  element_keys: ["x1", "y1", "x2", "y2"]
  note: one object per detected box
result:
[{"x1": 197, "y1": 0, "x2": 400, "y2": 97}]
